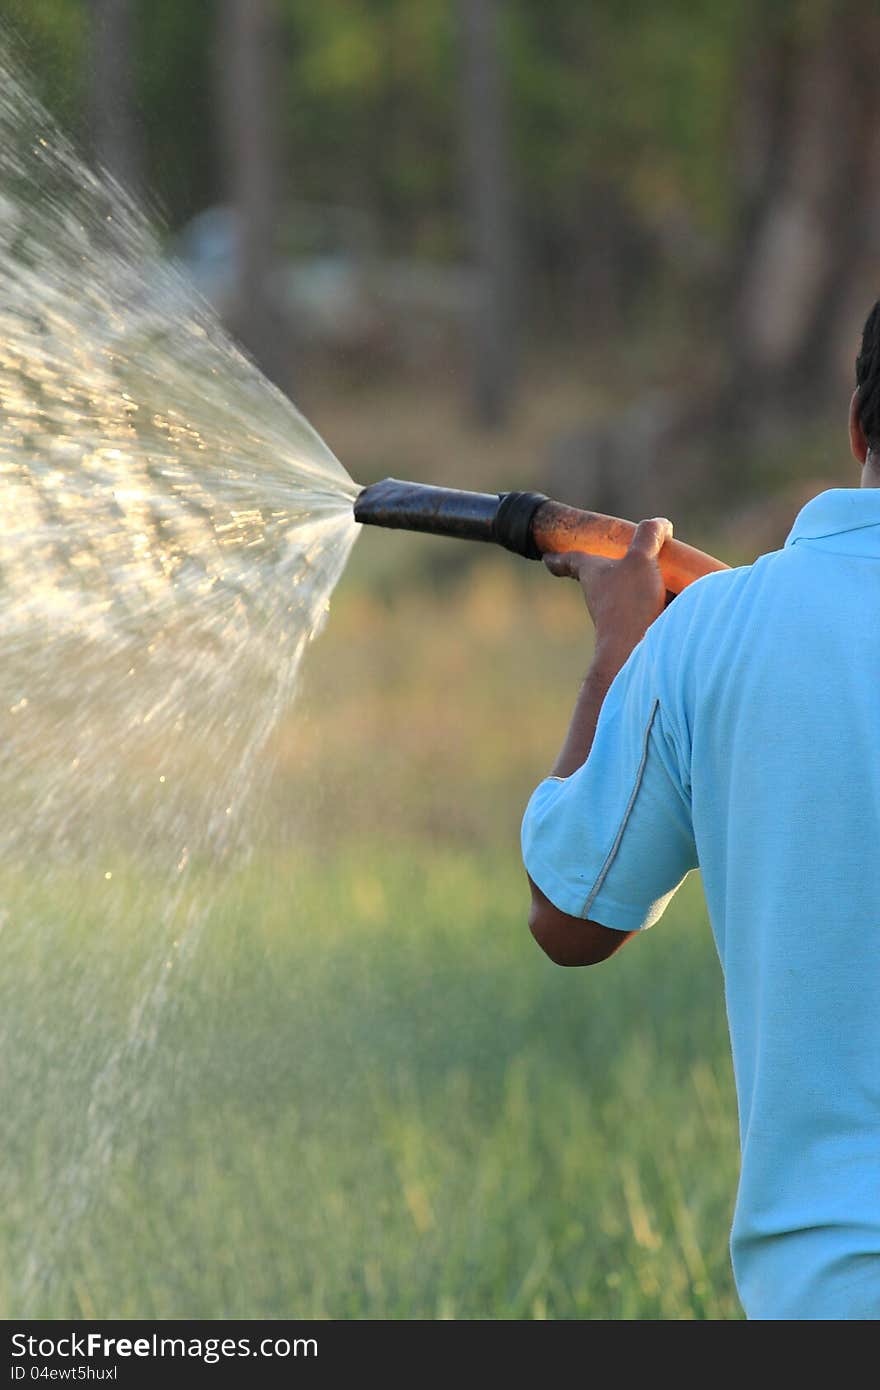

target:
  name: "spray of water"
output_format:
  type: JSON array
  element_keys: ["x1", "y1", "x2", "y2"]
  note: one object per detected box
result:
[{"x1": 0, "y1": 43, "x2": 359, "y2": 1310}]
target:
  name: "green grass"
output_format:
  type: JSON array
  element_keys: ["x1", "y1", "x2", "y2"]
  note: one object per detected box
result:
[{"x1": 0, "y1": 846, "x2": 740, "y2": 1320}]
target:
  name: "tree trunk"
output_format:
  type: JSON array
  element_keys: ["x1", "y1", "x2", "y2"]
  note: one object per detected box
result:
[
  {"x1": 216, "y1": 0, "x2": 289, "y2": 389},
  {"x1": 729, "y1": 11, "x2": 880, "y2": 419},
  {"x1": 458, "y1": 0, "x2": 518, "y2": 428},
  {"x1": 88, "y1": 0, "x2": 142, "y2": 195}
]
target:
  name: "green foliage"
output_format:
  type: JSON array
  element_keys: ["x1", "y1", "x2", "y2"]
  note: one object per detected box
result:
[
  {"x1": 276, "y1": 0, "x2": 458, "y2": 256},
  {"x1": 0, "y1": 0, "x2": 87, "y2": 130},
  {"x1": 0, "y1": 0, "x2": 861, "y2": 382},
  {"x1": 508, "y1": 0, "x2": 746, "y2": 231},
  {"x1": 0, "y1": 0, "x2": 756, "y2": 246},
  {"x1": 137, "y1": 0, "x2": 217, "y2": 225}
]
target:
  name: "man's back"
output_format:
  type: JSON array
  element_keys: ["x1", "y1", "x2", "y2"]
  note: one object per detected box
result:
[
  {"x1": 679, "y1": 488, "x2": 880, "y2": 1317},
  {"x1": 523, "y1": 487, "x2": 880, "y2": 1318}
]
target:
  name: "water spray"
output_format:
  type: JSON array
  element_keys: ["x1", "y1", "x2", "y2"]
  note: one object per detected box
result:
[{"x1": 354, "y1": 478, "x2": 727, "y2": 592}]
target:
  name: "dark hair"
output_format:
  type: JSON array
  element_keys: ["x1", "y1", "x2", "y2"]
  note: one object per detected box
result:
[{"x1": 855, "y1": 301, "x2": 880, "y2": 451}]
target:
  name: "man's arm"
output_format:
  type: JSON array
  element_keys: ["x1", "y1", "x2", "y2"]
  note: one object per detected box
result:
[{"x1": 528, "y1": 518, "x2": 673, "y2": 966}]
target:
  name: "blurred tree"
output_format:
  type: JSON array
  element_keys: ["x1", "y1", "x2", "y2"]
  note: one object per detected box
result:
[
  {"x1": 4, "y1": 0, "x2": 878, "y2": 469},
  {"x1": 458, "y1": 0, "x2": 518, "y2": 427},
  {"x1": 730, "y1": 2, "x2": 880, "y2": 417},
  {"x1": 217, "y1": 0, "x2": 290, "y2": 388},
  {"x1": 276, "y1": 0, "x2": 456, "y2": 256},
  {"x1": 138, "y1": 0, "x2": 217, "y2": 225},
  {"x1": 88, "y1": 0, "x2": 142, "y2": 193}
]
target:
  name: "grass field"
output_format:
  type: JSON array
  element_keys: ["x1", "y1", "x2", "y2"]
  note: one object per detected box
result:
[
  {"x1": 0, "y1": 848, "x2": 740, "y2": 1320},
  {"x1": 0, "y1": 538, "x2": 744, "y2": 1320}
]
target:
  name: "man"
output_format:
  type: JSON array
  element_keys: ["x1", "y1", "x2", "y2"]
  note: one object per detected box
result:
[{"x1": 521, "y1": 304, "x2": 880, "y2": 1320}]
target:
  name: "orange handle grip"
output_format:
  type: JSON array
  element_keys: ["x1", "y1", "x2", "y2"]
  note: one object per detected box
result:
[{"x1": 531, "y1": 500, "x2": 728, "y2": 594}]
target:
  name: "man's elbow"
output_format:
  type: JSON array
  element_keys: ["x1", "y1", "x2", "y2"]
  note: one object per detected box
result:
[
  {"x1": 527, "y1": 885, "x2": 633, "y2": 967},
  {"x1": 527, "y1": 905, "x2": 588, "y2": 966}
]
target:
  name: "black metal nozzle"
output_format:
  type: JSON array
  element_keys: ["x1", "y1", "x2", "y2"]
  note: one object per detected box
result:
[{"x1": 353, "y1": 478, "x2": 548, "y2": 560}]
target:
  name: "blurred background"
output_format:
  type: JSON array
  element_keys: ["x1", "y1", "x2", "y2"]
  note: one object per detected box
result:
[
  {"x1": 7, "y1": 0, "x2": 879, "y2": 527},
  {"x1": 1, "y1": 0, "x2": 877, "y2": 1321}
]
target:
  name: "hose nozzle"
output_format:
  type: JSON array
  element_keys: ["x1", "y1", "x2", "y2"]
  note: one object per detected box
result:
[
  {"x1": 353, "y1": 477, "x2": 548, "y2": 557},
  {"x1": 354, "y1": 477, "x2": 727, "y2": 593}
]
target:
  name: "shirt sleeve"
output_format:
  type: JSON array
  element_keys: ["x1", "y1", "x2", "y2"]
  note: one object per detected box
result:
[{"x1": 521, "y1": 632, "x2": 697, "y2": 933}]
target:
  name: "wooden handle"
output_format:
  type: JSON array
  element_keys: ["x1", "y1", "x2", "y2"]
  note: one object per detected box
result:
[{"x1": 532, "y1": 500, "x2": 728, "y2": 594}]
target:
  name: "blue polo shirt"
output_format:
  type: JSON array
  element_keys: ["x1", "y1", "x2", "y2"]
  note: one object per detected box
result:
[{"x1": 522, "y1": 488, "x2": 880, "y2": 1320}]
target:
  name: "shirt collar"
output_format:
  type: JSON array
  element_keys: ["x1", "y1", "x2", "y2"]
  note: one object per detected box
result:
[{"x1": 785, "y1": 488, "x2": 880, "y2": 549}]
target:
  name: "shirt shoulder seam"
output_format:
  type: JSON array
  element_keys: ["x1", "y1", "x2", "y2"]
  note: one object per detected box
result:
[{"x1": 582, "y1": 696, "x2": 660, "y2": 918}]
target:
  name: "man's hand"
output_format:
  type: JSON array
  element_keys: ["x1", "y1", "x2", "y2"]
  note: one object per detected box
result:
[
  {"x1": 544, "y1": 518, "x2": 673, "y2": 779},
  {"x1": 544, "y1": 517, "x2": 673, "y2": 665}
]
